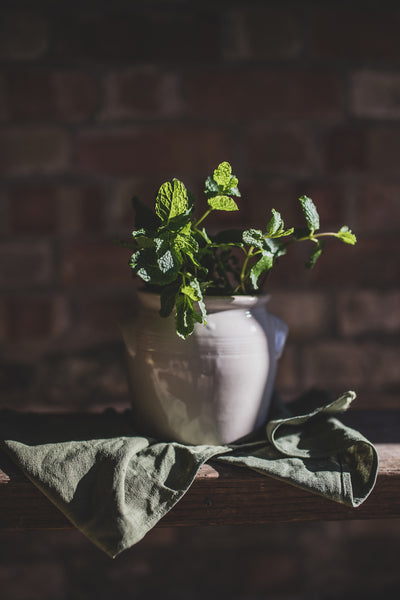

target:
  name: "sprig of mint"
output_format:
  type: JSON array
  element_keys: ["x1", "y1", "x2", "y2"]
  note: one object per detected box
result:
[{"x1": 123, "y1": 162, "x2": 356, "y2": 338}]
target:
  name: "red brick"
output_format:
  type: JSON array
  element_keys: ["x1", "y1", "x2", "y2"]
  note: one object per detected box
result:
[
  {"x1": 56, "y1": 72, "x2": 98, "y2": 121},
  {"x1": 0, "y1": 12, "x2": 48, "y2": 60},
  {"x1": 56, "y1": 11, "x2": 221, "y2": 63},
  {"x1": 0, "y1": 77, "x2": 7, "y2": 121},
  {"x1": 0, "y1": 192, "x2": 9, "y2": 236},
  {"x1": 337, "y1": 291, "x2": 400, "y2": 336},
  {"x1": 61, "y1": 240, "x2": 131, "y2": 286},
  {"x1": 263, "y1": 242, "x2": 312, "y2": 288},
  {"x1": 225, "y1": 7, "x2": 302, "y2": 60},
  {"x1": 268, "y1": 291, "x2": 331, "y2": 339},
  {"x1": 326, "y1": 125, "x2": 400, "y2": 175},
  {"x1": 0, "y1": 299, "x2": 6, "y2": 342},
  {"x1": 80, "y1": 188, "x2": 106, "y2": 232},
  {"x1": 309, "y1": 8, "x2": 400, "y2": 63},
  {"x1": 9, "y1": 186, "x2": 57, "y2": 234},
  {"x1": 5, "y1": 294, "x2": 68, "y2": 342},
  {"x1": 110, "y1": 178, "x2": 160, "y2": 232},
  {"x1": 293, "y1": 182, "x2": 348, "y2": 230},
  {"x1": 74, "y1": 292, "x2": 136, "y2": 344},
  {"x1": 5, "y1": 183, "x2": 105, "y2": 235},
  {"x1": 351, "y1": 71, "x2": 400, "y2": 119},
  {"x1": 0, "y1": 128, "x2": 70, "y2": 176},
  {"x1": 102, "y1": 68, "x2": 181, "y2": 120},
  {"x1": 274, "y1": 344, "x2": 299, "y2": 391},
  {"x1": 185, "y1": 68, "x2": 342, "y2": 120},
  {"x1": 369, "y1": 127, "x2": 400, "y2": 173},
  {"x1": 306, "y1": 237, "x2": 400, "y2": 287},
  {"x1": 0, "y1": 241, "x2": 52, "y2": 288},
  {"x1": 356, "y1": 181, "x2": 400, "y2": 233},
  {"x1": 2, "y1": 70, "x2": 97, "y2": 122},
  {"x1": 303, "y1": 341, "x2": 400, "y2": 391},
  {"x1": 242, "y1": 178, "x2": 299, "y2": 229},
  {"x1": 56, "y1": 184, "x2": 106, "y2": 234},
  {"x1": 244, "y1": 125, "x2": 315, "y2": 174},
  {"x1": 76, "y1": 126, "x2": 232, "y2": 177},
  {"x1": 324, "y1": 127, "x2": 369, "y2": 173}
]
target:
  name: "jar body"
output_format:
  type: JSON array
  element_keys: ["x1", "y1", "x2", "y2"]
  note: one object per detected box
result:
[{"x1": 121, "y1": 292, "x2": 288, "y2": 445}]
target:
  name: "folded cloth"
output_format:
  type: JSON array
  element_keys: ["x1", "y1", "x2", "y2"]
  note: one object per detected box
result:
[{"x1": 0, "y1": 390, "x2": 378, "y2": 558}]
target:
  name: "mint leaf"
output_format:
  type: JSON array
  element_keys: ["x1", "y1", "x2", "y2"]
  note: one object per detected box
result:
[
  {"x1": 155, "y1": 179, "x2": 188, "y2": 222},
  {"x1": 175, "y1": 295, "x2": 197, "y2": 338},
  {"x1": 204, "y1": 175, "x2": 219, "y2": 198},
  {"x1": 242, "y1": 228, "x2": 264, "y2": 247},
  {"x1": 188, "y1": 278, "x2": 206, "y2": 324},
  {"x1": 266, "y1": 209, "x2": 283, "y2": 236},
  {"x1": 306, "y1": 240, "x2": 325, "y2": 269},
  {"x1": 130, "y1": 248, "x2": 178, "y2": 285},
  {"x1": 228, "y1": 185, "x2": 241, "y2": 198},
  {"x1": 131, "y1": 228, "x2": 154, "y2": 248},
  {"x1": 213, "y1": 161, "x2": 234, "y2": 188},
  {"x1": 337, "y1": 226, "x2": 357, "y2": 245},
  {"x1": 208, "y1": 195, "x2": 239, "y2": 212},
  {"x1": 173, "y1": 222, "x2": 199, "y2": 257},
  {"x1": 180, "y1": 284, "x2": 198, "y2": 301},
  {"x1": 205, "y1": 162, "x2": 241, "y2": 199},
  {"x1": 159, "y1": 282, "x2": 180, "y2": 318},
  {"x1": 131, "y1": 196, "x2": 159, "y2": 229},
  {"x1": 154, "y1": 235, "x2": 183, "y2": 277},
  {"x1": 299, "y1": 195, "x2": 320, "y2": 233},
  {"x1": 249, "y1": 254, "x2": 274, "y2": 289}
]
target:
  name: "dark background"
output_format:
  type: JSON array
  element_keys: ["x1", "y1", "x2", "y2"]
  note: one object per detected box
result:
[{"x1": 0, "y1": 1, "x2": 399, "y2": 598}]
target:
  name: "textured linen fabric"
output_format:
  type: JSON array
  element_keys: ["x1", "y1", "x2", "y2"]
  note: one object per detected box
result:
[{"x1": 0, "y1": 391, "x2": 378, "y2": 558}]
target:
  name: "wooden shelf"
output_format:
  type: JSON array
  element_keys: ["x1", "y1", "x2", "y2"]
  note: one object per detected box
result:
[{"x1": 1, "y1": 411, "x2": 399, "y2": 530}]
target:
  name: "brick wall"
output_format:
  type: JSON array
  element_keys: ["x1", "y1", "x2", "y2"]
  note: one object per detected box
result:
[
  {"x1": 1, "y1": 1, "x2": 399, "y2": 412},
  {"x1": 1, "y1": 1, "x2": 399, "y2": 597}
]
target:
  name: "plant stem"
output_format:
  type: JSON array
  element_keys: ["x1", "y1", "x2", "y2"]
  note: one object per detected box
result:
[
  {"x1": 194, "y1": 208, "x2": 213, "y2": 229},
  {"x1": 239, "y1": 245, "x2": 254, "y2": 293}
]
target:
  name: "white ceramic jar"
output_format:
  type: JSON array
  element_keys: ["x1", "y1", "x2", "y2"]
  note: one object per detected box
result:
[{"x1": 120, "y1": 291, "x2": 288, "y2": 445}]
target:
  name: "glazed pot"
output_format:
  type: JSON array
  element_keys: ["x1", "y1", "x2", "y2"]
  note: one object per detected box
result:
[{"x1": 120, "y1": 291, "x2": 288, "y2": 445}]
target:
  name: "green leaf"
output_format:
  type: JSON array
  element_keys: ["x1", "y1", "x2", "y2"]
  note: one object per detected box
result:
[
  {"x1": 174, "y1": 228, "x2": 199, "y2": 257},
  {"x1": 180, "y1": 284, "x2": 198, "y2": 302},
  {"x1": 159, "y1": 282, "x2": 180, "y2": 318},
  {"x1": 131, "y1": 228, "x2": 154, "y2": 248},
  {"x1": 207, "y1": 195, "x2": 239, "y2": 212},
  {"x1": 131, "y1": 196, "x2": 159, "y2": 229},
  {"x1": 165, "y1": 209, "x2": 192, "y2": 232},
  {"x1": 242, "y1": 228, "x2": 264, "y2": 247},
  {"x1": 266, "y1": 209, "x2": 284, "y2": 236},
  {"x1": 188, "y1": 278, "x2": 207, "y2": 324},
  {"x1": 249, "y1": 254, "x2": 274, "y2": 289},
  {"x1": 337, "y1": 226, "x2": 357, "y2": 245},
  {"x1": 204, "y1": 175, "x2": 219, "y2": 198},
  {"x1": 175, "y1": 295, "x2": 196, "y2": 339},
  {"x1": 205, "y1": 162, "x2": 241, "y2": 199},
  {"x1": 229, "y1": 186, "x2": 241, "y2": 198},
  {"x1": 154, "y1": 235, "x2": 183, "y2": 276},
  {"x1": 306, "y1": 240, "x2": 325, "y2": 269},
  {"x1": 213, "y1": 161, "x2": 233, "y2": 188},
  {"x1": 130, "y1": 248, "x2": 177, "y2": 285},
  {"x1": 299, "y1": 195, "x2": 320, "y2": 233},
  {"x1": 155, "y1": 179, "x2": 188, "y2": 222}
]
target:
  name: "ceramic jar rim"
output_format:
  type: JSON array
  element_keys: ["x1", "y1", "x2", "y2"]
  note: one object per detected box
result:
[{"x1": 137, "y1": 289, "x2": 270, "y2": 312}]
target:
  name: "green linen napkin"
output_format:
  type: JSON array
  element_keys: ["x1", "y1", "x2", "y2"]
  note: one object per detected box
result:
[{"x1": 0, "y1": 390, "x2": 378, "y2": 558}]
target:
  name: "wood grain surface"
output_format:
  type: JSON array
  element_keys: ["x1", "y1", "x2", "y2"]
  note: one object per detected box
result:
[{"x1": 0, "y1": 411, "x2": 399, "y2": 530}]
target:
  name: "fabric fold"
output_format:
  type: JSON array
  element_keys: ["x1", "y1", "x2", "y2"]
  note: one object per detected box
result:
[{"x1": 1, "y1": 390, "x2": 378, "y2": 558}]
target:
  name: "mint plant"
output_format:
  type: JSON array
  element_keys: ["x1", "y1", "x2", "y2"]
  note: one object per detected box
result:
[{"x1": 125, "y1": 162, "x2": 356, "y2": 338}]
